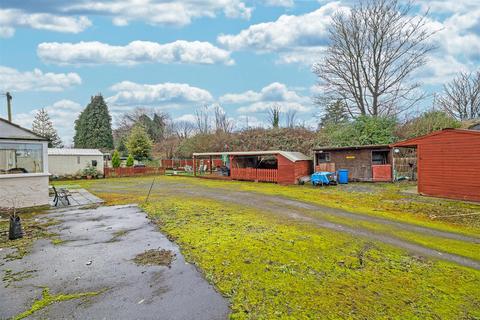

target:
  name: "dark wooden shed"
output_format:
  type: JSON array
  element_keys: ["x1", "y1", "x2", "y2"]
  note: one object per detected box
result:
[
  {"x1": 392, "y1": 129, "x2": 480, "y2": 202},
  {"x1": 313, "y1": 145, "x2": 393, "y2": 182}
]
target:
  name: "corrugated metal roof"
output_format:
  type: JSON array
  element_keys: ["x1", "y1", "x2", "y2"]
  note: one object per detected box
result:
[
  {"x1": 48, "y1": 148, "x2": 104, "y2": 156},
  {"x1": 192, "y1": 150, "x2": 310, "y2": 162}
]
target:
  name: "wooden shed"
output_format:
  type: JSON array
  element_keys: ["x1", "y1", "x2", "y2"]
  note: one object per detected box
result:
[
  {"x1": 392, "y1": 129, "x2": 480, "y2": 202},
  {"x1": 313, "y1": 145, "x2": 393, "y2": 182},
  {"x1": 192, "y1": 151, "x2": 312, "y2": 185}
]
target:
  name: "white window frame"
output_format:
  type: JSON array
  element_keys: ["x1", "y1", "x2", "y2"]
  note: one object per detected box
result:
[{"x1": 0, "y1": 139, "x2": 49, "y2": 179}]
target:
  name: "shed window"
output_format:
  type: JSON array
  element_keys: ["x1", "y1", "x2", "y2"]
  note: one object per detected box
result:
[
  {"x1": 77, "y1": 156, "x2": 80, "y2": 164},
  {"x1": 372, "y1": 151, "x2": 389, "y2": 165},
  {"x1": 316, "y1": 152, "x2": 331, "y2": 163},
  {"x1": 0, "y1": 143, "x2": 43, "y2": 174}
]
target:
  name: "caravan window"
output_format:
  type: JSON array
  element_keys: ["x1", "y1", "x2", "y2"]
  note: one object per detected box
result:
[{"x1": 0, "y1": 143, "x2": 43, "y2": 174}]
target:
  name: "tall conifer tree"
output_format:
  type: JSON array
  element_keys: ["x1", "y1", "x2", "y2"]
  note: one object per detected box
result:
[
  {"x1": 74, "y1": 94, "x2": 114, "y2": 149},
  {"x1": 32, "y1": 108, "x2": 63, "y2": 148}
]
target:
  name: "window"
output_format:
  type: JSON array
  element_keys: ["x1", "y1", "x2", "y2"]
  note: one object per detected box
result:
[
  {"x1": 77, "y1": 156, "x2": 81, "y2": 164},
  {"x1": 316, "y1": 152, "x2": 331, "y2": 163},
  {"x1": 372, "y1": 151, "x2": 389, "y2": 165},
  {"x1": 0, "y1": 143, "x2": 43, "y2": 174}
]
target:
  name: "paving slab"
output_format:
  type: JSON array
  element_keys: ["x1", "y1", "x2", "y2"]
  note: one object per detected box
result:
[{"x1": 0, "y1": 205, "x2": 229, "y2": 319}]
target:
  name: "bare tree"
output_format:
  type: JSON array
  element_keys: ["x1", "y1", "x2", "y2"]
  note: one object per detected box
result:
[
  {"x1": 313, "y1": 0, "x2": 437, "y2": 117},
  {"x1": 173, "y1": 120, "x2": 195, "y2": 139},
  {"x1": 267, "y1": 104, "x2": 281, "y2": 128},
  {"x1": 195, "y1": 105, "x2": 211, "y2": 134},
  {"x1": 285, "y1": 110, "x2": 298, "y2": 128},
  {"x1": 214, "y1": 105, "x2": 234, "y2": 133},
  {"x1": 438, "y1": 71, "x2": 480, "y2": 120}
]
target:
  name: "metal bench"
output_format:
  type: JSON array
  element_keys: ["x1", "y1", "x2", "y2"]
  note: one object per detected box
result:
[{"x1": 52, "y1": 185, "x2": 71, "y2": 206}]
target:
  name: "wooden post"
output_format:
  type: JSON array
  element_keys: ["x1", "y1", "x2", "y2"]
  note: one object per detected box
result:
[{"x1": 193, "y1": 156, "x2": 196, "y2": 176}]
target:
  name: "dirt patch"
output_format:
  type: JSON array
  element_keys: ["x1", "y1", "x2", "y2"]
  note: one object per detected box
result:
[{"x1": 133, "y1": 249, "x2": 175, "y2": 267}]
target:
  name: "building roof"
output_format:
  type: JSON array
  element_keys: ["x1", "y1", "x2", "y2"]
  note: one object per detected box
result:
[
  {"x1": 48, "y1": 148, "x2": 104, "y2": 156},
  {"x1": 313, "y1": 144, "x2": 391, "y2": 152},
  {"x1": 392, "y1": 128, "x2": 480, "y2": 147},
  {"x1": 192, "y1": 150, "x2": 311, "y2": 162},
  {"x1": 0, "y1": 117, "x2": 48, "y2": 141}
]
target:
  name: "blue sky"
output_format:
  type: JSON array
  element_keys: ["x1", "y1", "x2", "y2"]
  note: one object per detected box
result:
[{"x1": 0, "y1": 0, "x2": 479, "y2": 145}]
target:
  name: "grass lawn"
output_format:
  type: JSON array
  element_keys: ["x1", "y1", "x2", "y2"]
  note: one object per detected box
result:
[{"x1": 59, "y1": 176, "x2": 480, "y2": 319}]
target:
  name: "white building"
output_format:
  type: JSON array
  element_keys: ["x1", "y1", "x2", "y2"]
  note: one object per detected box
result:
[
  {"x1": 0, "y1": 118, "x2": 49, "y2": 209},
  {"x1": 48, "y1": 148, "x2": 104, "y2": 177}
]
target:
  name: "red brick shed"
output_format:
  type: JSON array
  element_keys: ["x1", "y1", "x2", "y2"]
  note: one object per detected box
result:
[
  {"x1": 193, "y1": 151, "x2": 312, "y2": 185},
  {"x1": 392, "y1": 129, "x2": 480, "y2": 202}
]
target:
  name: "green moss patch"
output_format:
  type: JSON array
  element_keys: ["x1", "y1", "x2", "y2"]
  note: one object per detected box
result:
[
  {"x1": 14, "y1": 287, "x2": 105, "y2": 320},
  {"x1": 3, "y1": 269, "x2": 37, "y2": 288},
  {"x1": 143, "y1": 196, "x2": 480, "y2": 319},
  {"x1": 0, "y1": 216, "x2": 59, "y2": 261}
]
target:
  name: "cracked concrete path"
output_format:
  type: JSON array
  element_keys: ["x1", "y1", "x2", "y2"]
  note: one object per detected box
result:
[{"x1": 0, "y1": 205, "x2": 229, "y2": 320}]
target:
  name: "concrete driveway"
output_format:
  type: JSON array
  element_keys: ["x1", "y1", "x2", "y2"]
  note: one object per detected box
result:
[{"x1": 0, "y1": 205, "x2": 229, "y2": 319}]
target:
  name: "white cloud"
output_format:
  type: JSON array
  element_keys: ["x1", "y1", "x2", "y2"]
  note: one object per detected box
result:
[
  {"x1": 14, "y1": 99, "x2": 83, "y2": 145},
  {"x1": 37, "y1": 40, "x2": 234, "y2": 66},
  {"x1": 220, "y1": 82, "x2": 312, "y2": 113},
  {"x1": 276, "y1": 47, "x2": 327, "y2": 65},
  {"x1": 417, "y1": 55, "x2": 470, "y2": 85},
  {"x1": 0, "y1": 66, "x2": 82, "y2": 92},
  {"x1": 236, "y1": 114, "x2": 267, "y2": 128},
  {"x1": 61, "y1": 0, "x2": 252, "y2": 26},
  {"x1": 217, "y1": 2, "x2": 345, "y2": 52},
  {"x1": 418, "y1": 0, "x2": 479, "y2": 14},
  {"x1": 0, "y1": 9, "x2": 91, "y2": 37},
  {"x1": 107, "y1": 81, "x2": 213, "y2": 108},
  {"x1": 175, "y1": 114, "x2": 197, "y2": 123},
  {"x1": 264, "y1": 0, "x2": 295, "y2": 7}
]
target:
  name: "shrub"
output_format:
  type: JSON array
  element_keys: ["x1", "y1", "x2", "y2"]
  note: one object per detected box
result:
[
  {"x1": 126, "y1": 154, "x2": 134, "y2": 167},
  {"x1": 112, "y1": 150, "x2": 121, "y2": 168}
]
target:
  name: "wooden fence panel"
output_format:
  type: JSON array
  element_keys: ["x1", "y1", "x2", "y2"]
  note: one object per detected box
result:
[
  {"x1": 104, "y1": 167, "x2": 165, "y2": 178},
  {"x1": 231, "y1": 168, "x2": 278, "y2": 183}
]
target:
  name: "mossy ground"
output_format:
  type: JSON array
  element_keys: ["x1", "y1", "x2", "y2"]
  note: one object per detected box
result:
[
  {"x1": 58, "y1": 176, "x2": 480, "y2": 319},
  {"x1": 143, "y1": 197, "x2": 480, "y2": 319},
  {"x1": 13, "y1": 287, "x2": 105, "y2": 320},
  {"x1": 3, "y1": 269, "x2": 37, "y2": 288},
  {"x1": 0, "y1": 208, "x2": 58, "y2": 261}
]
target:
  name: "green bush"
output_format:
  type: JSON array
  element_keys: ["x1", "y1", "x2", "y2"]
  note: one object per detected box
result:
[
  {"x1": 112, "y1": 150, "x2": 121, "y2": 168},
  {"x1": 316, "y1": 115, "x2": 397, "y2": 147},
  {"x1": 126, "y1": 154, "x2": 134, "y2": 167}
]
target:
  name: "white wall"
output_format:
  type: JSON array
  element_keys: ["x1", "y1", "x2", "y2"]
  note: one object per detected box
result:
[
  {"x1": 48, "y1": 155, "x2": 104, "y2": 176},
  {"x1": 0, "y1": 175, "x2": 49, "y2": 208}
]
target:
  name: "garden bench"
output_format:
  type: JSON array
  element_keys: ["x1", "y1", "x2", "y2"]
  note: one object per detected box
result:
[{"x1": 52, "y1": 186, "x2": 71, "y2": 206}]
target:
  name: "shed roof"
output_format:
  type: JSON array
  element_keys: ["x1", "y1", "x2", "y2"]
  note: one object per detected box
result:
[
  {"x1": 313, "y1": 144, "x2": 391, "y2": 152},
  {"x1": 192, "y1": 150, "x2": 310, "y2": 162},
  {"x1": 392, "y1": 128, "x2": 480, "y2": 147},
  {"x1": 0, "y1": 117, "x2": 48, "y2": 141},
  {"x1": 48, "y1": 148, "x2": 104, "y2": 156}
]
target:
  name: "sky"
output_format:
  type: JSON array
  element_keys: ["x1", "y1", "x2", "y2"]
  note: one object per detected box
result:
[{"x1": 0, "y1": 0, "x2": 479, "y2": 145}]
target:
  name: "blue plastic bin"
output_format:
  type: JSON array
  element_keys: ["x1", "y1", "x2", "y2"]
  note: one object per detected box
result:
[{"x1": 337, "y1": 169, "x2": 349, "y2": 184}]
